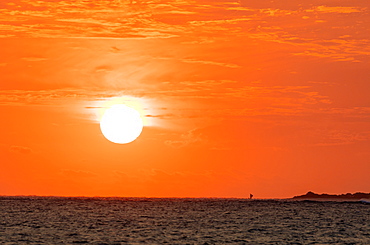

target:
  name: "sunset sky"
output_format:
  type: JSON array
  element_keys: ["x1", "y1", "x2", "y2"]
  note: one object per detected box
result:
[{"x1": 0, "y1": 0, "x2": 369, "y2": 198}]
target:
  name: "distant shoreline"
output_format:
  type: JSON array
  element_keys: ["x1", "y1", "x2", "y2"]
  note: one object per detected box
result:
[{"x1": 292, "y1": 191, "x2": 370, "y2": 200}]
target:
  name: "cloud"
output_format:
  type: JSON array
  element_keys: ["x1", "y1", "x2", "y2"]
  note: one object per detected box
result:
[
  {"x1": 0, "y1": 0, "x2": 193, "y2": 39},
  {"x1": 313, "y1": 6, "x2": 364, "y2": 14},
  {"x1": 165, "y1": 128, "x2": 203, "y2": 148},
  {"x1": 178, "y1": 80, "x2": 237, "y2": 89},
  {"x1": 188, "y1": 17, "x2": 251, "y2": 26},
  {"x1": 145, "y1": 113, "x2": 174, "y2": 119},
  {"x1": 0, "y1": 88, "x2": 125, "y2": 106},
  {"x1": 94, "y1": 65, "x2": 114, "y2": 73},
  {"x1": 0, "y1": 1, "x2": 368, "y2": 133},
  {"x1": 0, "y1": 0, "x2": 367, "y2": 65},
  {"x1": 315, "y1": 130, "x2": 370, "y2": 147},
  {"x1": 181, "y1": 58, "x2": 241, "y2": 68},
  {"x1": 223, "y1": 85, "x2": 332, "y2": 108},
  {"x1": 10, "y1": 145, "x2": 32, "y2": 154},
  {"x1": 318, "y1": 107, "x2": 370, "y2": 120},
  {"x1": 1, "y1": 83, "x2": 365, "y2": 132},
  {"x1": 21, "y1": 57, "x2": 48, "y2": 62},
  {"x1": 260, "y1": 8, "x2": 292, "y2": 16}
]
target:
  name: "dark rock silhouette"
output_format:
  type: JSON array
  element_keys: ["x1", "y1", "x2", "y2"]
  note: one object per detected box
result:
[{"x1": 293, "y1": 191, "x2": 370, "y2": 200}]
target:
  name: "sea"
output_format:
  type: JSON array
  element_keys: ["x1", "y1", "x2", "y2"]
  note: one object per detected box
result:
[{"x1": 0, "y1": 197, "x2": 369, "y2": 244}]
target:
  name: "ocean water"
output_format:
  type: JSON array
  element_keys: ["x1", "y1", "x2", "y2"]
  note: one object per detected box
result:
[{"x1": 0, "y1": 197, "x2": 369, "y2": 244}]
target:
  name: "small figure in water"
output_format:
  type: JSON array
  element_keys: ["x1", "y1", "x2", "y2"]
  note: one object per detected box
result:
[{"x1": 249, "y1": 193, "x2": 253, "y2": 199}]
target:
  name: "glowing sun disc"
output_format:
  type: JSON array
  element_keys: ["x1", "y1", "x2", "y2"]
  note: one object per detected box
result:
[{"x1": 100, "y1": 104, "x2": 143, "y2": 144}]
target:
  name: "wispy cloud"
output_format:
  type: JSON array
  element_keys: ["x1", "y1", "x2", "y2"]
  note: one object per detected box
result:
[
  {"x1": 21, "y1": 57, "x2": 48, "y2": 62},
  {"x1": 0, "y1": 0, "x2": 368, "y2": 63},
  {"x1": 10, "y1": 145, "x2": 33, "y2": 154},
  {"x1": 1, "y1": 0, "x2": 369, "y2": 131},
  {"x1": 181, "y1": 58, "x2": 241, "y2": 68},
  {"x1": 315, "y1": 130, "x2": 370, "y2": 146},
  {"x1": 0, "y1": 0, "x2": 195, "y2": 39},
  {"x1": 312, "y1": 6, "x2": 364, "y2": 14},
  {"x1": 0, "y1": 89, "x2": 108, "y2": 106},
  {"x1": 164, "y1": 128, "x2": 203, "y2": 148}
]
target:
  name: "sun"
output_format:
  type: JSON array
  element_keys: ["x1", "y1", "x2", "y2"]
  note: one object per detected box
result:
[{"x1": 100, "y1": 104, "x2": 143, "y2": 144}]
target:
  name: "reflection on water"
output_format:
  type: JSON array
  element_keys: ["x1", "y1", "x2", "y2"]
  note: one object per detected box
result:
[{"x1": 0, "y1": 197, "x2": 369, "y2": 244}]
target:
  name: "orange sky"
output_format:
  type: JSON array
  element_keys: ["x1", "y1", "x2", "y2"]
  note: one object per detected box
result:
[{"x1": 0, "y1": 0, "x2": 369, "y2": 198}]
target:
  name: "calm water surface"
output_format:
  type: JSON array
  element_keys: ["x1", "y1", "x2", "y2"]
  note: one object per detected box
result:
[{"x1": 0, "y1": 197, "x2": 369, "y2": 244}]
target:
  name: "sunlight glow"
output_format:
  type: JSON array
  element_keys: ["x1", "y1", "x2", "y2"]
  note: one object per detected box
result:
[{"x1": 96, "y1": 96, "x2": 150, "y2": 127}]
